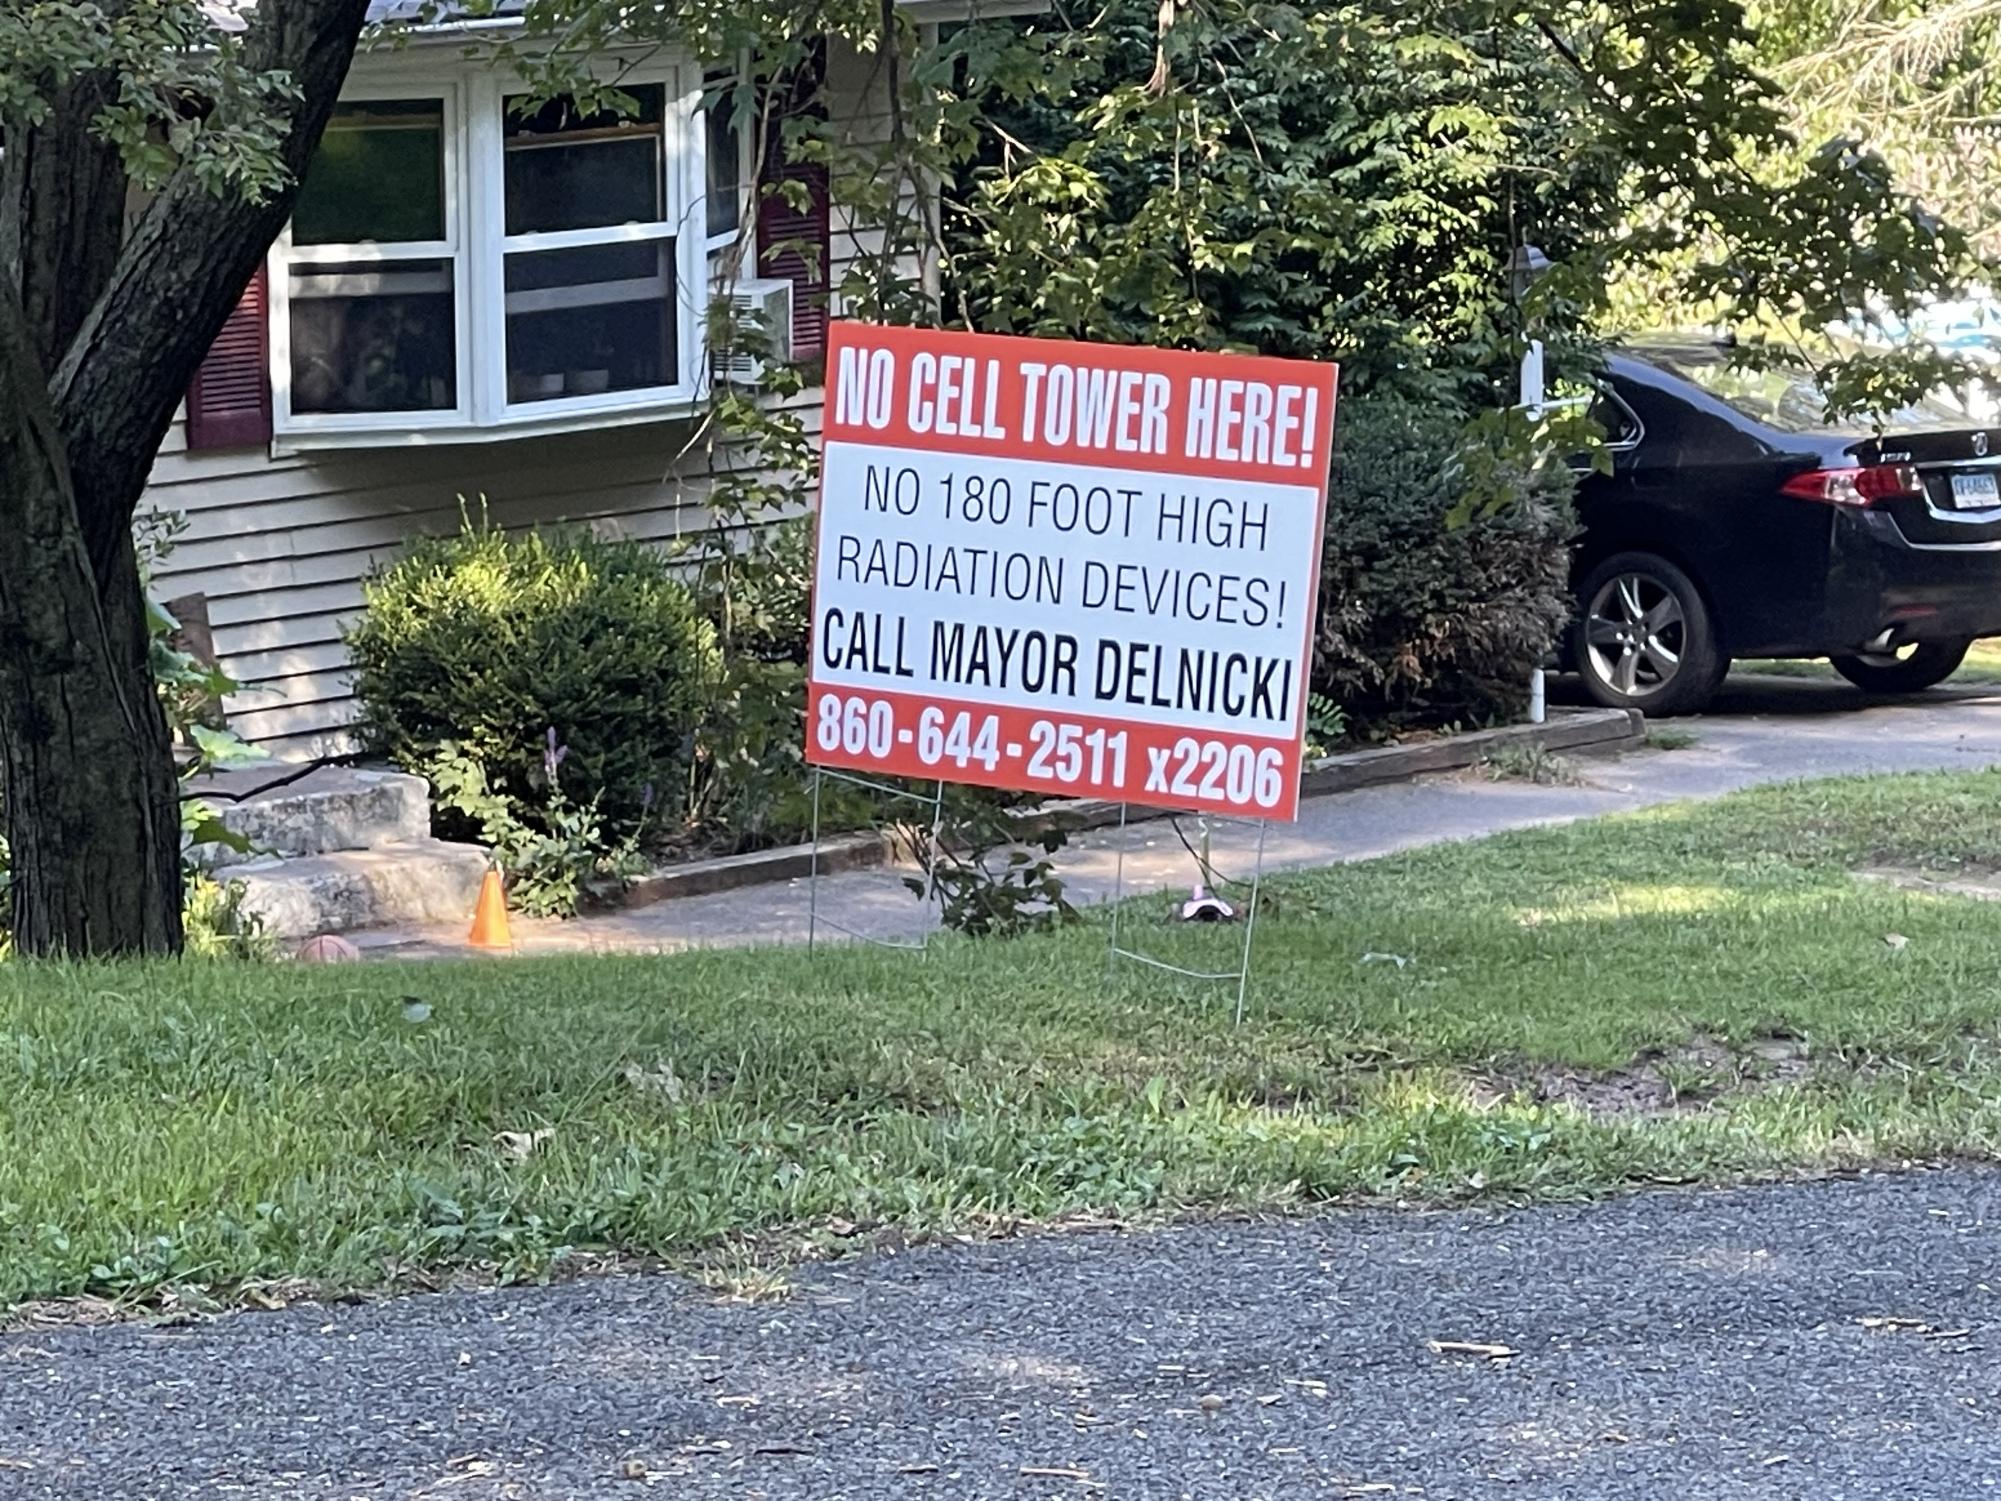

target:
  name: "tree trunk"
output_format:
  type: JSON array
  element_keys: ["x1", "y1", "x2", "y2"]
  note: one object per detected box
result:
[
  {"x1": 0, "y1": 296, "x2": 181, "y2": 955},
  {"x1": 0, "y1": 0, "x2": 369, "y2": 955},
  {"x1": 0, "y1": 528, "x2": 182, "y2": 957}
]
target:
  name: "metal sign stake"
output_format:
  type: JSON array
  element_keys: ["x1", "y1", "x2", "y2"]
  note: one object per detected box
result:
[
  {"x1": 807, "y1": 766, "x2": 947, "y2": 955},
  {"x1": 1105, "y1": 807, "x2": 1270, "y2": 1024}
]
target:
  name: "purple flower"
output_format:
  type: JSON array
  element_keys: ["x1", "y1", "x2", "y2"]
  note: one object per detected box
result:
[{"x1": 542, "y1": 727, "x2": 569, "y2": 785}]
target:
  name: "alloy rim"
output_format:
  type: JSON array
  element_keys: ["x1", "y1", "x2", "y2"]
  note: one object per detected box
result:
[
  {"x1": 1584, "y1": 572, "x2": 1686, "y2": 699},
  {"x1": 1850, "y1": 644, "x2": 1922, "y2": 669}
]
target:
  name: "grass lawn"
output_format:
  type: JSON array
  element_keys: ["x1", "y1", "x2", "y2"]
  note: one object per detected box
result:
[
  {"x1": 1742, "y1": 637, "x2": 2001, "y2": 685},
  {"x1": 8, "y1": 770, "x2": 2001, "y2": 1312}
]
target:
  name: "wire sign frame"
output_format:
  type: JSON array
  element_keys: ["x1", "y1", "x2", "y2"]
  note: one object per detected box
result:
[
  {"x1": 805, "y1": 766, "x2": 946, "y2": 955},
  {"x1": 1103, "y1": 806, "x2": 1270, "y2": 1026}
]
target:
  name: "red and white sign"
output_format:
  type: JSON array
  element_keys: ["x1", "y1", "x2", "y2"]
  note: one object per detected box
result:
[{"x1": 807, "y1": 323, "x2": 1338, "y2": 820}]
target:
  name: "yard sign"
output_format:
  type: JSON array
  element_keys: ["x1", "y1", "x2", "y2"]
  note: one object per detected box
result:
[{"x1": 807, "y1": 323, "x2": 1338, "y2": 821}]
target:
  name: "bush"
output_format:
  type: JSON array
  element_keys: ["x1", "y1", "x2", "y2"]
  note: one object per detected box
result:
[
  {"x1": 1314, "y1": 399, "x2": 1576, "y2": 732},
  {"x1": 709, "y1": 516, "x2": 814, "y2": 667},
  {"x1": 428, "y1": 735, "x2": 646, "y2": 917},
  {"x1": 347, "y1": 516, "x2": 721, "y2": 834}
]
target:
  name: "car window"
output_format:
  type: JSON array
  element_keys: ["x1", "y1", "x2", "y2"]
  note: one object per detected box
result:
[
  {"x1": 1639, "y1": 346, "x2": 1970, "y2": 435},
  {"x1": 1590, "y1": 388, "x2": 1642, "y2": 448},
  {"x1": 1548, "y1": 375, "x2": 1643, "y2": 449}
]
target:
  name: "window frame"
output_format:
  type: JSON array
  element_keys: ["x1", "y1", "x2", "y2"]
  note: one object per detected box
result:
[
  {"x1": 1598, "y1": 385, "x2": 1645, "y2": 454},
  {"x1": 1550, "y1": 375, "x2": 1646, "y2": 454},
  {"x1": 269, "y1": 79, "x2": 471, "y2": 436},
  {"x1": 270, "y1": 55, "x2": 713, "y2": 448},
  {"x1": 703, "y1": 62, "x2": 754, "y2": 258}
]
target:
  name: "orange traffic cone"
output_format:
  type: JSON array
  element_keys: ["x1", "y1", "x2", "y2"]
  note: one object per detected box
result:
[{"x1": 468, "y1": 867, "x2": 513, "y2": 950}]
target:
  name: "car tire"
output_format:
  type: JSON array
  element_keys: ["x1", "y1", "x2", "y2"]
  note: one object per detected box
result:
[
  {"x1": 1828, "y1": 639, "x2": 1971, "y2": 694},
  {"x1": 1705, "y1": 652, "x2": 1735, "y2": 696},
  {"x1": 1571, "y1": 552, "x2": 1722, "y2": 717}
]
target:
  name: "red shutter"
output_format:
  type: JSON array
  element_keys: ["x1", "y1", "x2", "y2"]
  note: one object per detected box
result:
[
  {"x1": 756, "y1": 157, "x2": 830, "y2": 362},
  {"x1": 186, "y1": 266, "x2": 272, "y2": 450},
  {"x1": 757, "y1": 58, "x2": 831, "y2": 365}
]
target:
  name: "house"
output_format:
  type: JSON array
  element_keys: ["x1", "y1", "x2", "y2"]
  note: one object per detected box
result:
[{"x1": 143, "y1": 3, "x2": 1003, "y2": 759}]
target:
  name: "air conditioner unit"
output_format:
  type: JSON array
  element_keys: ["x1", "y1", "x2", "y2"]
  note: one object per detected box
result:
[{"x1": 712, "y1": 278, "x2": 794, "y2": 385}]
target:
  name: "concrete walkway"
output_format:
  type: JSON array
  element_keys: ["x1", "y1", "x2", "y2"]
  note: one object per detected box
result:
[
  {"x1": 357, "y1": 674, "x2": 2001, "y2": 958},
  {"x1": 7, "y1": 1170, "x2": 1998, "y2": 1498}
]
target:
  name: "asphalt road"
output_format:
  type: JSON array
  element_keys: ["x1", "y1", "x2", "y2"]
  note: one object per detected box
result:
[{"x1": 5, "y1": 1170, "x2": 2000, "y2": 1499}]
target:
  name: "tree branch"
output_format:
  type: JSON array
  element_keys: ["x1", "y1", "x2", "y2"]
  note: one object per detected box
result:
[{"x1": 47, "y1": 0, "x2": 372, "y2": 588}]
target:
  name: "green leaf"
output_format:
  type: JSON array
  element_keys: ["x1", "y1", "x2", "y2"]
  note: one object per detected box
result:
[
  {"x1": 189, "y1": 723, "x2": 261, "y2": 767},
  {"x1": 182, "y1": 814, "x2": 251, "y2": 855}
]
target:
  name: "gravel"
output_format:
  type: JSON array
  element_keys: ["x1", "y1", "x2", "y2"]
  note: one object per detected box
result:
[{"x1": 5, "y1": 1170, "x2": 2000, "y2": 1499}]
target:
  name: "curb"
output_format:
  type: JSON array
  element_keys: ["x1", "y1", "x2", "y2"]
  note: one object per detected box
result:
[
  {"x1": 621, "y1": 829, "x2": 896, "y2": 906},
  {"x1": 617, "y1": 706, "x2": 1645, "y2": 909},
  {"x1": 1015, "y1": 706, "x2": 1644, "y2": 836},
  {"x1": 1306, "y1": 704, "x2": 1644, "y2": 792}
]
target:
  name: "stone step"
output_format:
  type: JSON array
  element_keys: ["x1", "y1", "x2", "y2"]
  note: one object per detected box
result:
[
  {"x1": 195, "y1": 765, "x2": 433, "y2": 867},
  {"x1": 229, "y1": 840, "x2": 489, "y2": 940}
]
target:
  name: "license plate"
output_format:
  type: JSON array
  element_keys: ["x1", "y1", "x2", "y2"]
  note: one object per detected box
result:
[{"x1": 1951, "y1": 472, "x2": 2000, "y2": 509}]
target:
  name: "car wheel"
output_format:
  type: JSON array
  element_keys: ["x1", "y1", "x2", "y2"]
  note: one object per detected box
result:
[
  {"x1": 1828, "y1": 639, "x2": 1971, "y2": 694},
  {"x1": 1572, "y1": 553, "x2": 1722, "y2": 716}
]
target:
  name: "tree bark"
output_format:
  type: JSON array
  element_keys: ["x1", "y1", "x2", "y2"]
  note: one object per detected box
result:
[
  {"x1": 0, "y1": 71, "x2": 125, "y2": 372},
  {"x1": 0, "y1": 0, "x2": 370, "y2": 955},
  {"x1": 0, "y1": 292, "x2": 181, "y2": 955}
]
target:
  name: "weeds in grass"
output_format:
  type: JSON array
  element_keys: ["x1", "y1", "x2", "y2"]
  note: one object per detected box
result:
[
  {"x1": 691, "y1": 1248, "x2": 795, "y2": 1303},
  {"x1": 1655, "y1": 1058, "x2": 1728, "y2": 1104},
  {"x1": 1480, "y1": 742, "x2": 1583, "y2": 785},
  {"x1": 1645, "y1": 728, "x2": 1700, "y2": 751}
]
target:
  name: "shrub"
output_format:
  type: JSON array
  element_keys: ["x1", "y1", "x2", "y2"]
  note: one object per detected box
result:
[
  {"x1": 708, "y1": 515, "x2": 814, "y2": 667},
  {"x1": 677, "y1": 517, "x2": 831, "y2": 851},
  {"x1": 428, "y1": 734, "x2": 646, "y2": 917},
  {"x1": 1314, "y1": 399, "x2": 1577, "y2": 732},
  {"x1": 346, "y1": 515, "x2": 721, "y2": 833},
  {"x1": 688, "y1": 657, "x2": 823, "y2": 852}
]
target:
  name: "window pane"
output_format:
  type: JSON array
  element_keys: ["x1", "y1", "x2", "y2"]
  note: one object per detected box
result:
[
  {"x1": 1589, "y1": 393, "x2": 1641, "y2": 447},
  {"x1": 293, "y1": 101, "x2": 445, "y2": 246},
  {"x1": 288, "y1": 259, "x2": 456, "y2": 413},
  {"x1": 504, "y1": 84, "x2": 665, "y2": 236},
  {"x1": 503, "y1": 240, "x2": 677, "y2": 402},
  {"x1": 705, "y1": 81, "x2": 741, "y2": 240}
]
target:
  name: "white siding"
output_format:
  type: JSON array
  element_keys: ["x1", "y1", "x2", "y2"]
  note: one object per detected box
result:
[
  {"x1": 142, "y1": 36, "x2": 908, "y2": 760},
  {"x1": 823, "y1": 37, "x2": 933, "y2": 308},
  {"x1": 146, "y1": 415, "x2": 795, "y2": 754}
]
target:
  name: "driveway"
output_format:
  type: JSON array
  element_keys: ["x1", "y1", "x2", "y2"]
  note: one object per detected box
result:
[
  {"x1": 363, "y1": 674, "x2": 2001, "y2": 956},
  {"x1": 5, "y1": 1171, "x2": 1998, "y2": 1498}
]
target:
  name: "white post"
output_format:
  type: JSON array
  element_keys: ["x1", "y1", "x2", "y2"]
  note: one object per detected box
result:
[
  {"x1": 1519, "y1": 338, "x2": 1545, "y2": 415},
  {"x1": 1521, "y1": 337, "x2": 1548, "y2": 722}
]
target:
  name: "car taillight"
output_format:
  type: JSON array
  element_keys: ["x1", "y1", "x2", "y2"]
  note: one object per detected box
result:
[{"x1": 1777, "y1": 464, "x2": 1923, "y2": 507}]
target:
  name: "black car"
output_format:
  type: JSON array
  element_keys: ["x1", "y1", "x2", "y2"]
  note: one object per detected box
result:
[{"x1": 1567, "y1": 339, "x2": 2001, "y2": 715}]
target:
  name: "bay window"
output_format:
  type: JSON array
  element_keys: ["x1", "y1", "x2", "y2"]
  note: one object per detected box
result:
[
  {"x1": 268, "y1": 62, "x2": 718, "y2": 445},
  {"x1": 500, "y1": 85, "x2": 680, "y2": 405},
  {"x1": 285, "y1": 97, "x2": 461, "y2": 417}
]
